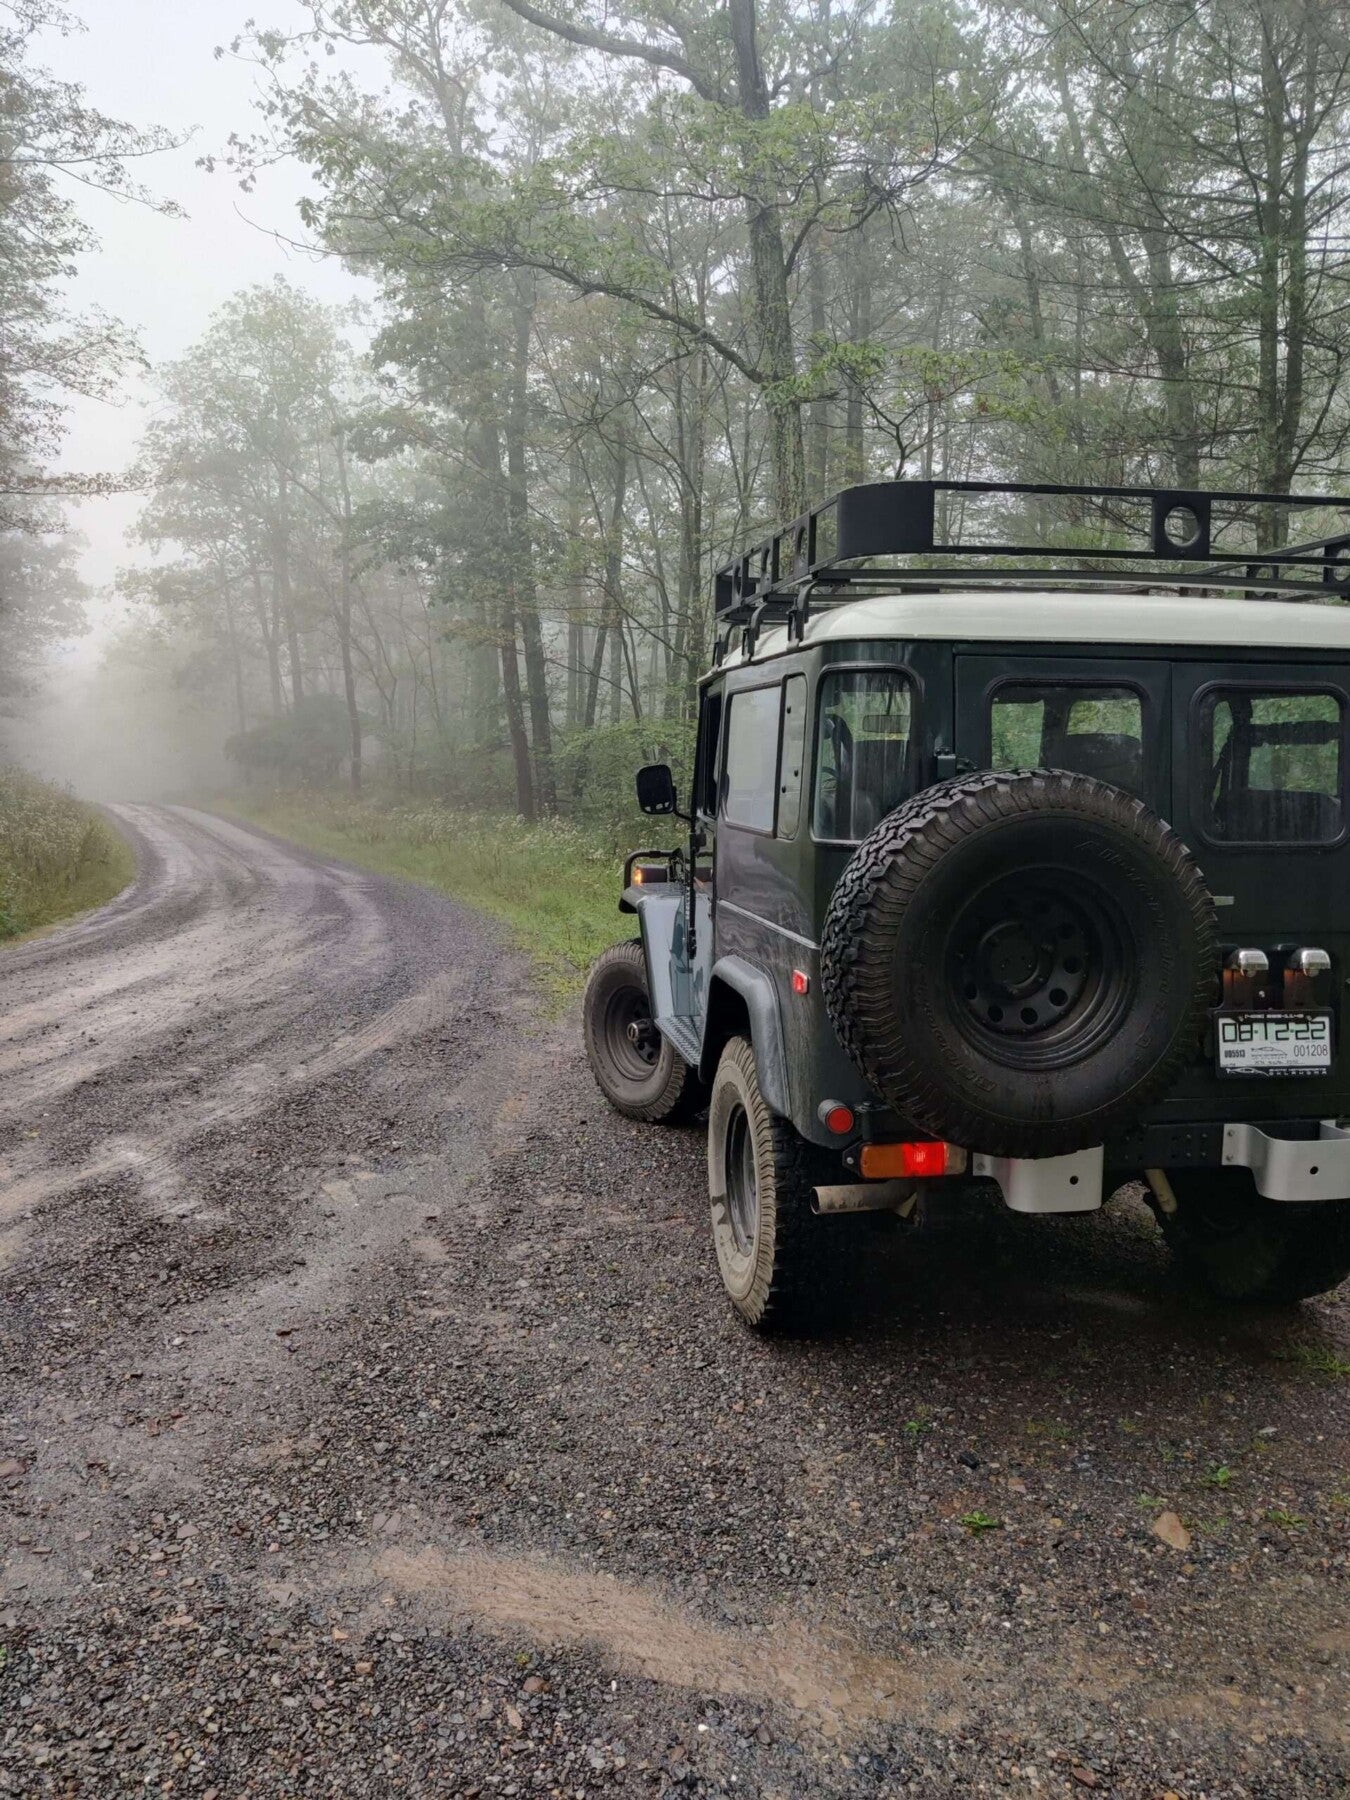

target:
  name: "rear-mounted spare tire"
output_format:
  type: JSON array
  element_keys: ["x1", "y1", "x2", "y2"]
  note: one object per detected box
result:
[{"x1": 821, "y1": 770, "x2": 1218, "y2": 1158}]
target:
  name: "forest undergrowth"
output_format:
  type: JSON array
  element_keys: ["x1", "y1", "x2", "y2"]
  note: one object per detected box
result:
[
  {"x1": 0, "y1": 767, "x2": 135, "y2": 941},
  {"x1": 225, "y1": 789, "x2": 648, "y2": 999}
]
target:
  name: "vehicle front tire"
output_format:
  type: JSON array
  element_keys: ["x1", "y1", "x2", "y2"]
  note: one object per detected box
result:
[
  {"x1": 1153, "y1": 1169, "x2": 1350, "y2": 1303},
  {"x1": 583, "y1": 940, "x2": 703, "y2": 1123},
  {"x1": 707, "y1": 1035, "x2": 859, "y2": 1332}
]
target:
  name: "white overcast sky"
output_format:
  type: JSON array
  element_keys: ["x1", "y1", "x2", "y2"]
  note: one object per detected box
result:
[{"x1": 41, "y1": 0, "x2": 371, "y2": 601}]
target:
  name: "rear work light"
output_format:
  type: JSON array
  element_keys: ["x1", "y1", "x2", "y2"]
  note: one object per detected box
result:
[{"x1": 860, "y1": 1141, "x2": 966, "y2": 1180}]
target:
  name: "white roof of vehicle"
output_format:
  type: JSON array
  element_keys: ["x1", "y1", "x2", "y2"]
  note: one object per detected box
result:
[{"x1": 720, "y1": 587, "x2": 1350, "y2": 667}]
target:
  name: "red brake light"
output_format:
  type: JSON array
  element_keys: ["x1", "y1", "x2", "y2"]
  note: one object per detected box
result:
[{"x1": 791, "y1": 969, "x2": 810, "y2": 995}]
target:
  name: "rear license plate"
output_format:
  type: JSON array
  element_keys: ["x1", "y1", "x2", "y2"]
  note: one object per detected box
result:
[{"x1": 1215, "y1": 1010, "x2": 1334, "y2": 1076}]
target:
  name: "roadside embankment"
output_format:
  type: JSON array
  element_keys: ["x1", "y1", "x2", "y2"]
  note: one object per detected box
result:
[
  {"x1": 225, "y1": 788, "x2": 632, "y2": 996},
  {"x1": 0, "y1": 765, "x2": 135, "y2": 941}
]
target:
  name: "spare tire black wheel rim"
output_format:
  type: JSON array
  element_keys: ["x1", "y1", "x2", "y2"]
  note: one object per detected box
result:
[
  {"x1": 723, "y1": 1101, "x2": 758, "y2": 1256},
  {"x1": 603, "y1": 986, "x2": 660, "y2": 1081},
  {"x1": 944, "y1": 865, "x2": 1135, "y2": 1071}
]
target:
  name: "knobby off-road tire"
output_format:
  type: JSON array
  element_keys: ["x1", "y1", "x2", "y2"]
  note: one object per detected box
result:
[
  {"x1": 1155, "y1": 1171, "x2": 1350, "y2": 1303},
  {"x1": 707, "y1": 1035, "x2": 867, "y2": 1333},
  {"x1": 821, "y1": 770, "x2": 1218, "y2": 1158},
  {"x1": 583, "y1": 941, "x2": 703, "y2": 1124}
]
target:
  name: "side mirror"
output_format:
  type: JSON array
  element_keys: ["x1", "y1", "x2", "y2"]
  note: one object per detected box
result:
[{"x1": 636, "y1": 763, "x2": 678, "y2": 816}]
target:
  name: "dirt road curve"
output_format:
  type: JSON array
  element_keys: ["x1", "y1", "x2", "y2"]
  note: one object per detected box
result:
[{"x1": 1, "y1": 806, "x2": 1347, "y2": 1798}]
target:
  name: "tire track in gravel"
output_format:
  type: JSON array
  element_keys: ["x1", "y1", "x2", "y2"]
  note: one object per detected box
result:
[{"x1": 0, "y1": 806, "x2": 486, "y2": 1250}]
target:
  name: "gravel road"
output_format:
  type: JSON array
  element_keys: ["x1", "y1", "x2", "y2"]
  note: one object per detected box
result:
[{"x1": 1, "y1": 804, "x2": 1347, "y2": 1798}]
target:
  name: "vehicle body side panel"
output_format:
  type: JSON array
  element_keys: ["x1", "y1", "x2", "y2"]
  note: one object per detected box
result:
[{"x1": 700, "y1": 954, "x2": 792, "y2": 1117}]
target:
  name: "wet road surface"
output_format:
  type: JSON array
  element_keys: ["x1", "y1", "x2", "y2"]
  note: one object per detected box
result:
[{"x1": 0, "y1": 805, "x2": 1347, "y2": 1796}]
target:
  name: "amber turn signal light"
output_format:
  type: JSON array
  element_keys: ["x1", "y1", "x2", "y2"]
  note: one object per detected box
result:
[{"x1": 860, "y1": 1141, "x2": 962, "y2": 1179}]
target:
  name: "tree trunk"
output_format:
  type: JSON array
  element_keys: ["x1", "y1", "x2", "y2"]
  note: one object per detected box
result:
[
  {"x1": 566, "y1": 449, "x2": 584, "y2": 728},
  {"x1": 221, "y1": 563, "x2": 248, "y2": 738},
  {"x1": 586, "y1": 432, "x2": 629, "y2": 729},
  {"x1": 332, "y1": 429, "x2": 363, "y2": 794},
  {"x1": 475, "y1": 411, "x2": 535, "y2": 819},
  {"x1": 499, "y1": 599, "x2": 535, "y2": 819},
  {"x1": 507, "y1": 286, "x2": 555, "y2": 809},
  {"x1": 275, "y1": 472, "x2": 304, "y2": 708},
  {"x1": 249, "y1": 557, "x2": 284, "y2": 717},
  {"x1": 806, "y1": 230, "x2": 829, "y2": 500},
  {"x1": 844, "y1": 243, "x2": 871, "y2": 484},
  {"x1": 728, "y1": 0, "x2": 805, "y2": 519}
]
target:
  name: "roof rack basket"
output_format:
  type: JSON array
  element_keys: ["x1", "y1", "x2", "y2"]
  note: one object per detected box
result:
[{"x1": 713, "y1": 478, "x2": 1350, "y2": 651}]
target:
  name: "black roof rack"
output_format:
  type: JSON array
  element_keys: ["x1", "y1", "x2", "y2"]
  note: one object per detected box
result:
[{"x1": 713, "y1": 479, "x2": 1350, "y2": 650}]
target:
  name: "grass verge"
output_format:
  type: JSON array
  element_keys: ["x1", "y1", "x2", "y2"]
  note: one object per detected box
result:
[
  {"x1": 225, "y1": 789, "x2": 630, "y2": 999},
  {"x1": 0, "y1": 766, "x2": 136, "y2": 943}
]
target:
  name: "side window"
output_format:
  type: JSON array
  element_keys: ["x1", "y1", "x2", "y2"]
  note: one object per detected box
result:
[
  {"x1": 1201, "y1": 689, "x2": 1344, "y2": 844},
  {"x1": 695, "y1": 690, "x2": 723, "y2": 818},
  {"x1": 777, "y1": 675, "x2": 808, "y2": 838},
  {"x1": 813, "y1": 669, "x2": 913, "y2": 842},
  {"x1": 990, "y1": 683, "x2": 1145, "y2": 795},
  {"x1": 721, "y1": 684, "x2": 782, "y2": 832}
]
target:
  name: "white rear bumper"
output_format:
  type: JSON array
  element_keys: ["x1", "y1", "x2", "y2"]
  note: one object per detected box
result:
[
  {"x1": 972, "y1": 1122, "x2": 1350, "y2": 1213},
  {"x1": 1221, "y1": 1120, "x2": 1350, "y2": 1201}
]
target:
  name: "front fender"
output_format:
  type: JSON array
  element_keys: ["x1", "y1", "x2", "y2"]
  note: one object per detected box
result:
[{"x1": 701, "y1": 955, "x2": 790, "y2": 1116}]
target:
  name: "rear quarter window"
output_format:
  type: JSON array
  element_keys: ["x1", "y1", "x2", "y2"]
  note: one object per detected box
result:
[{"x1": 813, "y1": 668, "x2": 913, "y2": 841}]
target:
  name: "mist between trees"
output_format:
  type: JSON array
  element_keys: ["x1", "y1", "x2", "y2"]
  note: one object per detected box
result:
[{"x1": 8, "y1": 2, "x2": 1350, "y2": 835}]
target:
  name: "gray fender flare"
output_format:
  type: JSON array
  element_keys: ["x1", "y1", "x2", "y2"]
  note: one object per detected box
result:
[{"x1": 701, "y1": 955, "x2": 791, "y2": 1116}]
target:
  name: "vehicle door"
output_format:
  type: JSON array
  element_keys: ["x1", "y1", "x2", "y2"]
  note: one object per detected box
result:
[
  {"x1": 679, "y1": 679, "x2": 724, "y2": 1031},
  {"x1": 1167, "y1": 658, "x2": 1350, "y2": 1105}
]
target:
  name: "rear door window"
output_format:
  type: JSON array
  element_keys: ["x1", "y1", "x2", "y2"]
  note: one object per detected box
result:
[
  {"x1": 990, "y1": 684, "x2": 1146, "y2": 794},
  {"x1": 1200, "y1": 688, "x2": 1345, "y2": 844}
]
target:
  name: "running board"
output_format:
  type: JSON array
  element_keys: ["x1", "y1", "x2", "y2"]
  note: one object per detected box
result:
[{"x1": 657, "y1": 1015, "x2": 700, "y2": 1066}]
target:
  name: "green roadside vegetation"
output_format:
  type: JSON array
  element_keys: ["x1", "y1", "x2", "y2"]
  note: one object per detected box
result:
[
  {"x1": 226, "y1": 789, "x2": 645, "y2": 999},
  {"x1": 0, "y1": 766, "x2": 136, "y2": 942}
]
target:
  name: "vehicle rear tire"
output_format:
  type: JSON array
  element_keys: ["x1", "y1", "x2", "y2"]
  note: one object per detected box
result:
[
  {"x1": 583, "y1": 941, "x2": 703, "y2": 1123},
  {"x1": 1153, "y1": 1170, "x2": 1350, "y2": 1303},
  {"x1": 821, "y1": 769, "x2": 1217, "y2": 1157},
  {"x1": 707, "y1": 1036, "x2": 861, "y2": 1332}
]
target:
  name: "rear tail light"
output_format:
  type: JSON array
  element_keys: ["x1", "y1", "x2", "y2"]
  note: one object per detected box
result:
[{"x1": 860, "y1": 1141, "x2": 966, "y2": 1179}]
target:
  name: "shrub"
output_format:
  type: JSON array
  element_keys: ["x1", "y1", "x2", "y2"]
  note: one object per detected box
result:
[
  {"x1": 0, "y1": 766, "x2": 133, "y2": 939},
  {"x1": 226, "y1": 695, "x2": 358, "y2": 785}
]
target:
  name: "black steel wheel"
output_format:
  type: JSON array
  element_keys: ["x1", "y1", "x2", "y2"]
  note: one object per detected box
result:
[
  {"x1": 947, "y1": 866, "x2": 1134, "y2": 1067},
  {"x1": 582, "y1": 941, "x2": 703, "y2": 1123},
  {"x1": 1154, "y1": 1170, "x2": 1350, "y2": 1303},
  {"x1": 821, "y1": 769, "x2": 1217, "y2": 1157}
]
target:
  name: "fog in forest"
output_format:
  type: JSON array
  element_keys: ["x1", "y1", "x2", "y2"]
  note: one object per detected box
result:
[{"x1": 6, "y1": 0, "x2": 1350, "y2": 831}]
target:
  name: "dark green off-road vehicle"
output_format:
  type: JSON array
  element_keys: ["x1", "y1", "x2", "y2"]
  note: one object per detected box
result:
[{"x1": 583, "y1": 478, "x2": 1350, "y2": 1330}]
